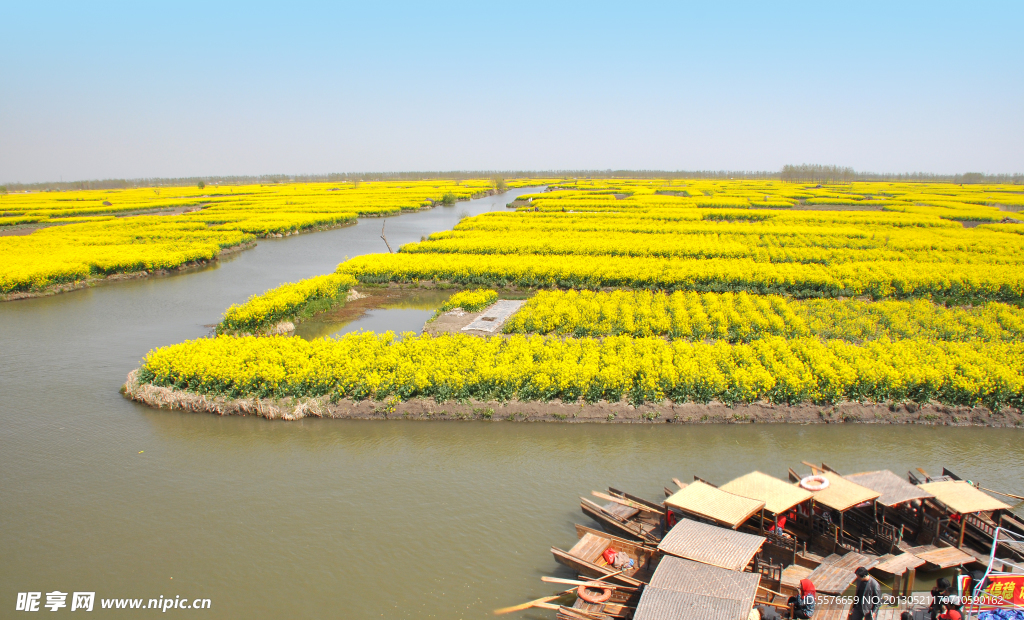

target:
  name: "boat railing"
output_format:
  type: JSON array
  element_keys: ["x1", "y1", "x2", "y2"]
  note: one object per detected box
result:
[
  {"x1": 921, "y1": 513, "x2": 941, "y2": 543},
  {"x1": 937, "y1": 522, "x2": 959, "y2": 547},
  {"x1": 873, "y1": 520, "x2": 903, "y2": 549},
  {"x1": 753, "y1": 555, "x2": 783, "y2": 581},
  {"x1": 966, "y1": 512, "x2": 996, "y2": 539},
  {"x1": 843, "y1": 509, "x2": 876, "y2": 536},
  {"x1": 763, "y1": 530, "x2": 798, "y2": 552},
  {"x1": 811, "y1": 516, "x2": 839, "y2": 540}
]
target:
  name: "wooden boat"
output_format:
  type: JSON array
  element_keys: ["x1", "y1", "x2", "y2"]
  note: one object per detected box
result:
[
  {"x1": 552, "y1": 524, "x2": 660, "y2": 586},
  {"x1": 580, "y1": 489, "x2": 662, "y2": 544},
  {"x1": 608, "y1": 488, "x2": 664, "y2": 524},
  {"x1": 909, "y1": 467, "x2": 1024, "y2": 562}
]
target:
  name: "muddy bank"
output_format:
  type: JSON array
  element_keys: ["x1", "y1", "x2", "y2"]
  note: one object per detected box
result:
[
  {"x1": 122, "y1": 370, "x2": 1023, "y2": 426},
  {"x1": 0, "y1": 241, "x2": 257, "y2": 302}
]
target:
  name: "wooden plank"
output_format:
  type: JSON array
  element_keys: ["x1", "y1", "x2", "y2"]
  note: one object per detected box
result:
[
  {"x1": 812, "y1": 599, "x2": 853, "y2": 620},
  {"x1": 568, "y1": 533, "x2": 610, "y2": 562},
  {"x1": 592, "y1": 491, "x2": 654, "y2": 515},
  {"x1": 828, "y1": 551, "x2": 880, "y2": 571},
  {"x1": 779, "y1": 564, "x2": 813, "y2": 595},
  {"x1": 914, "y1": 546, "x2": 975, "y2": 569},
  {"x1": 807, "y1": 563, "x2": 855, "y2": 594},
  {"x1": 873, "y1": 552, "x2": 925, "y2": 576},
  {"x1": 603, "y1": 501, "x2": 641, "y2": 521}
]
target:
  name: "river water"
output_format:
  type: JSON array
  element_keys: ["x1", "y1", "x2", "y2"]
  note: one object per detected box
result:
[{"x1": 1, "y1": 188, "x2": 1022, "y2": 619}]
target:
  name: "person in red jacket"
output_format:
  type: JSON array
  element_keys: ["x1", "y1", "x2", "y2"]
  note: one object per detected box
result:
[{"x1": 938, "y1": 608, "x2": 962, "y2": 620}]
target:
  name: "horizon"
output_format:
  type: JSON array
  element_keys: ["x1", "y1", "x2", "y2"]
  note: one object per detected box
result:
[
  {"x1": 2, "y1": 1, "x2": 1022, "y2": 183},
  {"x1": 6, "y1": 167, "x2": 1023, "y2": 190}
]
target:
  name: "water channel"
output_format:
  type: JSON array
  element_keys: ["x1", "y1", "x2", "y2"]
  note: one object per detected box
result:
[{"x1": 1, "y1": 188, "x2": 1022, "y2": 619}]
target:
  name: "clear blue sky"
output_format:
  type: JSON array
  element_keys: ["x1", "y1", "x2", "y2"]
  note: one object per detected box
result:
[{"x1": 2, "y1": 1, "x2": 1021, "y2": 182}]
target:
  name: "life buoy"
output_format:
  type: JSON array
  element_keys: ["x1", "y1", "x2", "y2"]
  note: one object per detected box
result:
[
  {"x1": 800, "y1": 475, "x2": 830, "y2": 492},
  {"x1": 577, "y1": 585, "x2": 613, "y2": 604}
]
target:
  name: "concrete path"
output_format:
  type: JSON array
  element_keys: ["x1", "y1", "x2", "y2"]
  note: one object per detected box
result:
[{"x1": 462, "y1": 300, "x2": 525, "y2": 333}]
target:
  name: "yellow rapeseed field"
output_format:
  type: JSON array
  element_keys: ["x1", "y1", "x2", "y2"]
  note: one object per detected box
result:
[
  {"x1": 118, "y1": 177, "x2": 1024, "y2": 410},
  {"x1": 0, "y1": 180, "x2": 526, "y2": 295},
  {"x1": 138, "y1": 332, "x2": 1024, "y2": 410}
]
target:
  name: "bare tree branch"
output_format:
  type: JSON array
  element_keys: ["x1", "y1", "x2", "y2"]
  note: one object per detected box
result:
[{"x1": 380, "y1": 221, "x2": 393, "y2": 253}]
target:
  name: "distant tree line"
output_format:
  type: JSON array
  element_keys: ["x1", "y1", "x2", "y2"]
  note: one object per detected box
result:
[
  {"x1": 4, "y1": 167, "x2": 1021, "y2": 192},
  {"x1": 780, "y1": 164, "x2": 1022, "y2": 185},
  {"x1": 781, "y1": 164, "x2": 856, "y2": 184}
]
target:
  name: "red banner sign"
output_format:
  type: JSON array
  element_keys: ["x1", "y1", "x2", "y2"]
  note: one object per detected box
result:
[{"x1": 960, "y1": 574, "x2": 1024, "y2": 609}]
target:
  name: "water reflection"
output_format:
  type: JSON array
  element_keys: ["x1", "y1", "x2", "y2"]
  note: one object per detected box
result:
[{"x1": 293, "y1": 288, "x2": 453, "y2": 339}]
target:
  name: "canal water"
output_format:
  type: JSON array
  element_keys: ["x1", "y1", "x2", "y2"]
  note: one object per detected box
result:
[{"x1": 1, "y1": 188, "x2": 1022, "y2": 619}]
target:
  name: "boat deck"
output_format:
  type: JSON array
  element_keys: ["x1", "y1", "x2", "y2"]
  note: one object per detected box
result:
[
  {"x1": 779, "y1": 563, "x2": 813, "y2": 595},
  {"x1": 904, "y1": 545, "x2": 975, "y2": 569},
  {"x1": 807, "y1": 551, "x2": 879, "y2": 594},
  {"x1": 872, "y1": 552, "x2": 925, "y2": 576}
]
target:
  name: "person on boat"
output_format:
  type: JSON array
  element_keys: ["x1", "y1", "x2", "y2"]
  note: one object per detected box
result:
[
  {"x1": 851, "y1": 567, "x2": 881, "y2": 620},
  {"x1": 929, "y1": 578, "x2": 955, "y2": 620},
  {"x1": 773, "y1": 511, "x2": 795, "y2": 536},
  {"x1": 786, "y1": 578, "x2": 815, "y2": 619},
  {"x1": 937, "y1": 607, "x2": 962, "y2": 620}
]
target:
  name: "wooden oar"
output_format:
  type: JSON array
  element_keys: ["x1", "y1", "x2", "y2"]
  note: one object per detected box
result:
[
  {"x1": 758, "y1": 584, "x2": 788, "y2": 599},
  {"x1": 541, "y1": 576, "x2": 637, "y2": 592},
  {"x1": 493, "y1": 593, "x2": 568, "y2": 615},
  {"x1": 801, "y1": 460, "x2": 822, "y2": 474},
  {"x1": 977, "y1": 485, "x2": 1024, "y2": 502},
  {"x1": 492, "y1": 571, "x2": 624, "y2": 615},
  {"x1": 757, "y1": 600, "x2": 793, "y2": 611},
  {"x1": 916, "y1": 467, "x2": 931, "y2": 481},
  {"x1": 592, "y1": 491, "x2": 661, "y2": 513},
  {"x1": 672, "y1": 477, "x2": 687, "y2": 489}
]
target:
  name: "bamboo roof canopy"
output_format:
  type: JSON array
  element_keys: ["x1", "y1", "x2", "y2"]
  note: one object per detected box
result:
[
  {"x1": 872, "y1": 553, "x2": 925, "y2": 576},
  {"x1": 720, "y1": 470, "x2": 813, "y2": 515},
  {"x1": 648, "y1": 555, "x2": 760, "y2": 604},
  {"x1": 664, "y1": 480, "x2": 765, "y2": 529},
  {"x1": 844, "y1": 470, "x2": 934, "y2": 507},
  {"x1": 658, "y1": 519, "x2": 765, "y2": 571},
  {"x1": 800, "y1": 471, "x2": 879, "y2": 512},
  {"x1": 911, "y1": 546, "x2": 976, "y2": 569},
  {"x1": 633, "y1": 587, "x2": 748, "y2": 620},
  {"x1": 918, "y1": 480, "x2": 1011, "y2": 514}
]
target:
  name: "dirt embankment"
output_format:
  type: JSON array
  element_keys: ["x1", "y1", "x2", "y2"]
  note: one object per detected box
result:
[
  {"x1": 1, "y1": 241, "x2": 257, "y2": 302},
  {"x1": 121, "y1": 370, "x2": 1023, "y2": 426}
]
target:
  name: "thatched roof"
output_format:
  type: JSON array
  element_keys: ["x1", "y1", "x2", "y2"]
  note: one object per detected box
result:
[
  {"x1": 721, "y1": 471, "x2": 813, "y2": 515},
  {"x1": 633, "y1": 588, "x2": 747, "y2": 620},
  {"x1": 658, "y1": 519, "x2": 765, "y2": 571},
  {"x1": 918, "y1": 480, "x2": 1010, "y2": 514},
  {"x1": 800, "y1": 471, "x2": 879, "y2": 512},
  {"x1": 665, "y1": 480, "x2": 765, "y2": 529},
  {"x1": 844, "y1": 470, "x2": 934, "y2": 507},
  {"x1": 649, "y1": 555, "x2": 760, "y2": 603}
]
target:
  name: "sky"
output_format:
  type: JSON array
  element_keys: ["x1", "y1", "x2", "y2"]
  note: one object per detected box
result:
[{"x1": 1, "y1": 1, "x2": 1022, "y2": 183}]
